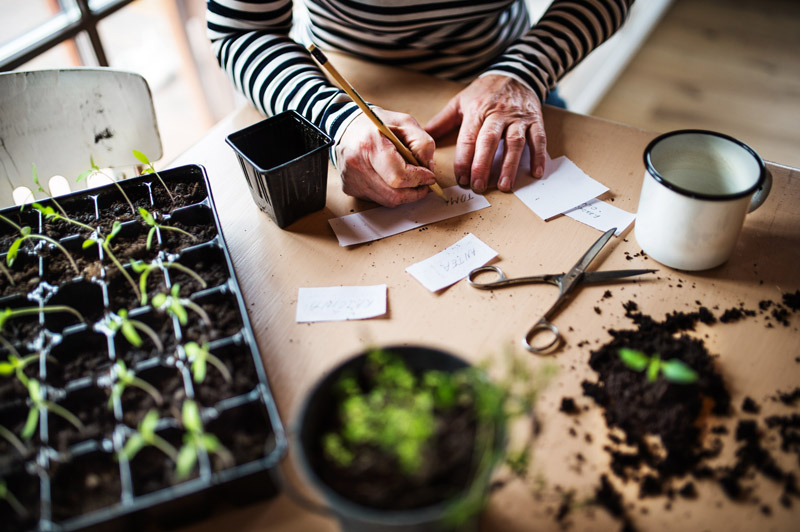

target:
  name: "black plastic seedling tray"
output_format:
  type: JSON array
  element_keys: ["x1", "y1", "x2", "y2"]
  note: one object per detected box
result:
[{"x1": 0, "y1": 165, "x2": 286, "y2": 531}]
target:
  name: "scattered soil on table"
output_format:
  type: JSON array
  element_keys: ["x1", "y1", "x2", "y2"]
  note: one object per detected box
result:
[{"x1": 571, "y1": 291, "x2": 800, "y2": 531}]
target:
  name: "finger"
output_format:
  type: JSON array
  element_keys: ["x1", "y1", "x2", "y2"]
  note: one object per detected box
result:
[
  {"x1": 497, "y1": 123, "x2": 527, "y2": 191},
  {"x1": 392, "y1": 120, "x2": 436, "y2": 171},
  {"x1": 453, "y1": 112, "x2": 482, "y2": 187},
  {"x1": 528, "y1": 120, "x2": 547, "y2": 178},
  {"x1": 370, "y1": 140, "x2": 436, "y2": 189},
  {"x1": 424, "y1": 96, "x2": 462, "y2": 139},
  {"x1": 469, "y1": 118, "x2": 504, "y2": 193}
]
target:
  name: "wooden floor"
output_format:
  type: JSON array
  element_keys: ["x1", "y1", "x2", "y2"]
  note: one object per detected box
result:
[{"x1": 592, "y1": 0, "x2": 800, "y2": 168}]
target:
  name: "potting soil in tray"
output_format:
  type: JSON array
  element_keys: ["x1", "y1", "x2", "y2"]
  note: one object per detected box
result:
[{"x1": 0, "y1": 165, "x2": 286, "y2": 532}]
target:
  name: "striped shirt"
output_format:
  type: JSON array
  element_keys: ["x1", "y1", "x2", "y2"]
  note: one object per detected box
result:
[{"x1": 207, "y1": 0, "x2": 634, "y2": 159}]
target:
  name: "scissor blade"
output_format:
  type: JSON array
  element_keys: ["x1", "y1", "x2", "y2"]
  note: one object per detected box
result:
[
  {"x1": 569, "y1": 227, "x2": 617, "y2": 276},
  {"x1": 582, "y1": 269, "x2": 657, "y2": 283}
]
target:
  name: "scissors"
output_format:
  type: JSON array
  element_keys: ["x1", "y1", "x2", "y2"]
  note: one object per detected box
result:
[{"x1": 468, "y1": 227, "x2": 656, "y2": 355}]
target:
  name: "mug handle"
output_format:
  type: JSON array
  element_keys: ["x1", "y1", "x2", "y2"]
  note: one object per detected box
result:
[{"x1": 748, "y1": 167, "x2": 772, "y2": 213}]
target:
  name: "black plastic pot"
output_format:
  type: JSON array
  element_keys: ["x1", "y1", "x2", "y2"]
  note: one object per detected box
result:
[
  {"x1": 225, "y1": 110, "x2": 333, "y2": 229},
  {"x1": 293, "y1": 346, "x2": 484, "y2": 532},
  {"x1": 0, "y1": 165, "x2": 286, "y2": 532}
]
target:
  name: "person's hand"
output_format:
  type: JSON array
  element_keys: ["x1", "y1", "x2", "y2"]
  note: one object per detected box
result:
[
  {"x1": 335, "y1": 108, "x2": 437, "y2": 207},
  {"x1": 425, "y1": 74, "x2": 546, "y2": 194}
]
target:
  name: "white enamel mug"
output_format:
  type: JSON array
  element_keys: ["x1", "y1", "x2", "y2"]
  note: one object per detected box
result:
[{"x1": 634, "y1": 130, "x2": 772, "y2": 271}]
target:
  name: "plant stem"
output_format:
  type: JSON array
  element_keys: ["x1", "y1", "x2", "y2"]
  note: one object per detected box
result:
[
  {"x1": 0, "y1": 424, "x2": 27, "y2": 455},
  {"x1": 103, "y1": 241, "x2": 142, "y2": 302}
]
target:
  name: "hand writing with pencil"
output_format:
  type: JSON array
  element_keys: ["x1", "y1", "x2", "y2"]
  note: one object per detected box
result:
[{"x1": 336, "y1": 108, "x2": 438, "y2": 208}]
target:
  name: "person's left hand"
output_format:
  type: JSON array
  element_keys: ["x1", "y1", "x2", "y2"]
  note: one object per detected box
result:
[{"x1": 425, "y1": 74, "x2": 546, "y2": 194}]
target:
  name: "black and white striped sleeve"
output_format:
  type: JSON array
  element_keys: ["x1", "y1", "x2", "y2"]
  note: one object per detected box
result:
[
  {"x1": 484, "y1": 0, "x2": 635, "y2": 102},
  {"x1": 206, "y1": 0, "x2": 360, "y2": 163}
]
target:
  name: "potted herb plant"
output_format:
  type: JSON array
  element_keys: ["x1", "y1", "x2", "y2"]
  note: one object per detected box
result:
[{"x1": 293, "y1": 345, "x2": 548, "y2": 532}]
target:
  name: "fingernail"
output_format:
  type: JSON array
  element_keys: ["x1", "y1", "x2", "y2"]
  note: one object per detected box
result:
[
  {"x1": 458, "y1": 175, "x2": 469, "y2": 186},
  {"x1": 473, "y1": 179, "x2": 485, "y2": 193},
  {"x1": 499, "y1": 176, "x2": 511, "y2": 190},
  {"x1": 534, "y1": 166, "x2": 544, "y2": 178}
]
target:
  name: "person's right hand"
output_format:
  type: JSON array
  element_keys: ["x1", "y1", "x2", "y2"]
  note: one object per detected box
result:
[{"x1": 335, "y1": 108, "x2": 437, "y2": 207}]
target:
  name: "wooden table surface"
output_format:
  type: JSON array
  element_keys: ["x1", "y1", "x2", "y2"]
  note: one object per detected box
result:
[{"x1": 171, "y1": 53, "x2": 800, "y2": 532}]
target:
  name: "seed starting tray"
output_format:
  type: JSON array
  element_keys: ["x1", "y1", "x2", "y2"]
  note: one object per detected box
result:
[{"x1": 0, "y1": 165, "x2": 286, "y2": 531}]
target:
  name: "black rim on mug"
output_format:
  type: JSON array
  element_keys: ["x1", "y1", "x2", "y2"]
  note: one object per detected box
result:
[{"x1": 642, "y1": 129, "x2": 768, "y2": 202}]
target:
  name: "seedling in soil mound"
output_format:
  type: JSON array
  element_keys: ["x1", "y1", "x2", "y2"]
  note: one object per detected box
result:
[
  {"x1": 176, "y1": 400, "x2": 233, "y2": 480},
  {"x1": 77, "y1": 157, "x2": 135, "y2": 216},
  {"x1": 84, "y1": 221, "x2": 141, "y2": 302},
  {"x1": 183, "y1": 342, "x2": 231, "y2": 384},
  {"x1": 152, "y1": 285, "x2": 211, "y2": 327},
  {"x1": 0, "y1": 479, "x2": 28, "y2": 520},
  {"x1": 0, "y1": 305, "x2": 85, "y2": 332},
  {"x1": 22, "y1": 379, "x2": 84, "y2": 440},
  {"x1": 133, "y1": 150, "x2": 174, "y2": 204},
  {"x1": 108, "y1": 360, "x2": 163, "y2": 410},
  {"x1": 31, "y1": 165, "x2": 97, "y2": 236},
  {"x1": 107, "y1": 309, "x2": 164, "y2": 353},
  {"x1": 138, "y1": 208, "x2": 197, "y2": 251},
  {"x1": 130, "y1": 259, "x2": 207, "y2": 306},
  {"x1": 118, "y1": 409, "x2": 178, "y2": 463},
  {"x1": 0, "y1": 214, "x2": 79, "y2": 275},
  {"x1": 618, "y1": 348, "x2": 698, "y2": 384}
]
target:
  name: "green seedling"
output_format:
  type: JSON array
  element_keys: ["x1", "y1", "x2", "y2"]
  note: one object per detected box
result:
[
  {"x1": 107, "y1": 308, "x2": 164, "y2": 353},
  {"x1": 77, "y1": 156, "x2": 135, "y2": 215},
  {"x1": 175, "y1": 400, "x2": 233, "y2": 480},
  {"x1": 108, "y1": 360, "x2": 163, "y2": 410},
  {"x1": 130, "y1": 258, "x2": 207, "y2": 306},
  {"x1": 0, "y1": 478, "x2": 28, "y2": 520},
  {"x1": 151, "y1": 284, "x2": 211, "y2": 327},
  {"x1": 0, "y1": 424, "x2": 27, "y2": 456},
  {"x1": 117, "y1": 409, "x2": 178, "y2": 463},
  {"x1": 22, "y1": 379, "x2": 84, "y2": 440},
  {"x1": 31, "y1": 164, "x2": 96, "y2": 234},
  {"x1": 133, "y1": 149, "x2": 174, "y2": 203},
  {"x1": 0, "y1": 213, "x2": 79, "y2": 275},
  {"x1": 0, "y1": 305, "x2": 85, "y2": 333},
  {"x1": 83, "y1": 221, "x2": 141, "y2": 302},
  {"x1": 0, "y1": 351, "x2": 56, "y2": 388},
  {"x1": 618, "y1": 348, "x2": 699, "y2": 384},
  {"x1": 183, "y1": 341, "x2": 231, "y2": 384},
  {"x1": 138, "y1": 208, "x2": 197, "y2": 251}
]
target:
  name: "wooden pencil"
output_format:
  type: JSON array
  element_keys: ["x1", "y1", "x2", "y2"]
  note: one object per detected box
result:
[{"x1": 307, "y1": 44, "x2": 447, "y2": 202}]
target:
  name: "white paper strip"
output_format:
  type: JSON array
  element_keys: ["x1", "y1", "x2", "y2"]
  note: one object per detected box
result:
[
  {"x1": 406, "y1": 233, "x2": 498, "y2": 292},
  {"x1": 329, "y1": 186, "x2": 490, "y2": 246},
  {"x1": 512, "y1": 155, "x2": 609, "y2": 220},
  {"x1": 296, "y1": 285, "x2": 387, "y2": 323},
  {"x1": 564, "y1": 198, "x2": 636, "y2": 236}
]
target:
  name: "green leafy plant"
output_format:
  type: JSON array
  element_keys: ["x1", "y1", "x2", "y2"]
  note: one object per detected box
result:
[
  {"x1": 321, "y1": 348, "x2": 554, "y2": 527},
  {"x1": 618, "y1": 348, "x2": 698, "y2": 384},
  {"x1": 138, "y1": 208, "x2": 197, "y2": 251},
  {"x1": 77, "y1": 156, "x2": 136, "y2": 215},
  {"x1": 133, "y1": 149, "x2": 174, "y2": 203},
  {"x1": 21, "y1": 379, "x2": 84, "y2": 440},
  {"x1": 130, "y1": 258, "x2": 207, "y2": 306},
  {"x1": 183, "y1": 341, "x2": 231, "y2": 384},
  {"x1": 30, "y1": 164, "x2": 97, "y2": 235},
  {"x1": 107, "y1": 308, "x2": 164, "y2": 353},
  {"x1": 0, "y1": 478, "x2": 28, "y2": 520},
  {"x1": 151, "y1": 284, "x2": 211, "y2": 327},
  {"x1": 175, "y1": 400, "x2": 233, "y2": 480},
  {"x1": 83, "y1": 220, "x2": 141, "y2": 302},
  {"x1": 0, "y1": 305, "x2": 85, "y2": 333},
  {"x1": 117, "y1": 409, "x2": 178, "y2": 463},
  {"x1": 108, "y1": 360, "x2": 163, "y2": 410},
  {"x1": 0, "y1": 213, "x2": 79, "y2": 275}
]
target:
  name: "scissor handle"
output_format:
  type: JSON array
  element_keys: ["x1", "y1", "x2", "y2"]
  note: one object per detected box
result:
[
  {"x1": 468, "y1": 265, "x2": 508, "y2": 289},
  {"x1": 523, "y1": 318, "x2": 562, "y2": 355}
]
